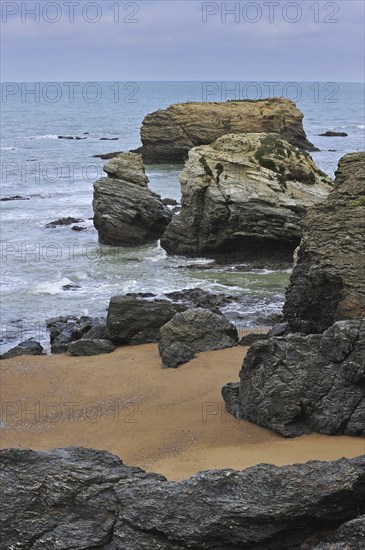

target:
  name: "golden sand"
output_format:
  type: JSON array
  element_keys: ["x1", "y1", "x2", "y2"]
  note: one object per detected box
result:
[{"x1": 1, "y1": 343, "x2": 363, "y2": 480}]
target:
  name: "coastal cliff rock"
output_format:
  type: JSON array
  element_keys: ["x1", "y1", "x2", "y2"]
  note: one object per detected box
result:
[
  {"x1": 133, "y1": 98, "x2": 317, "y2": 163},
  {"x1": 105, "y1": 296, "x2": 186, "y2": 345},
  {"x1": 1, "y1": 447, "x2": 364, "y2": 550},
  {"x1": 223, "y1": 153, "x2": 365, "y2": 437},
  {"x1": 93, "y1": 153, "x2": 171, "y2": 246},
  {"x1": 223, "y1": 318, "x2": 365, "y2": 437},
  {"x1": 159, "y1": 308, "x2": 238, "y2": 368},
  {"x1": 161, "y1": 133, "x2": 331, "y2": 262},
  {"x1": 284, "y1": 152, "x2": 365, "y2": 333}
]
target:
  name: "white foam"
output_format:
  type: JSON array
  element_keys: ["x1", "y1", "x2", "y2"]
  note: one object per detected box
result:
[
  {"x1": 28, "y1": 134, "x2": 59, "y2": 140},
  {"x1": 33, "y1": 277, "x2": 74, "y2": 295},
  {"x1": 356, "y1": 124, "x2": 365, "y2": 129},
  {"x1": 0, "y1": 147, "x2": 17, "y2": 151}
]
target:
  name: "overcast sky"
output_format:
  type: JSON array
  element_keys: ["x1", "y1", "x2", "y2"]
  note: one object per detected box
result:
[{"x1": 1, "y1": 0, "x2": 364, "y2": 82}]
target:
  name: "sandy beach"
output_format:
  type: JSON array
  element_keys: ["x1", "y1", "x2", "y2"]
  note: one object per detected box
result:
[{"x1": 1, "y1": 343, "x2": 363, "y2": 480}]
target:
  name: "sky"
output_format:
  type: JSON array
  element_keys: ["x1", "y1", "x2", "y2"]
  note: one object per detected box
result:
[{"x1": 0, "y1": 0, "x2": 364, "y2": 82}]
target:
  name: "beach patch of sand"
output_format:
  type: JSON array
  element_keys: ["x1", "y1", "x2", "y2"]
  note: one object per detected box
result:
[{"x1": 1, "y1": 344, "x2": 363, "y2": 480}]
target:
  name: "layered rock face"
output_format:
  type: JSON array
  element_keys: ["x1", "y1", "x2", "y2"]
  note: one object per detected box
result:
[
  {"x1": 223, "y1": 153, "x2": 365, "y2": 437},
  {"x1": 161, "y1": 133, "x2": 331, "y2": 262},
  {"x1": 159, "y1": 308, "x2": 238, "y2": 368},
  {"x1": 93, "y1": 153, "x2": 172, "y2": 246},
  {"x1": 1, "y1": 447, "x2": 364, "y2": 550},
  {"x1": 284, "y1": 152, "x2": 365, "y2": 333},
  {"x1": 133, "y1": 98, "x2": 317, "y2": 163}
]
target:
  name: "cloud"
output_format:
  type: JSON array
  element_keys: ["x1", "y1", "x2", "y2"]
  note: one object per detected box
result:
[{"x1": 1, "y1": 0, "x2": 364, "y2": 81}]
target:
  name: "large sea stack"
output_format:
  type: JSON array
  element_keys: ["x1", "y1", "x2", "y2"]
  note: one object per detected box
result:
[
  {"x1": 133, "y1": 98, "x2": 317, "y2": 163},
  {"x1": 161, "y1": 133, "x2": 332, "y2": 263}
]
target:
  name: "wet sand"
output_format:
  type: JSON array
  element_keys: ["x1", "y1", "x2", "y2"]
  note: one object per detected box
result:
[{"x1": 1, "y1": 343, "x2": 363, "y2": 480}]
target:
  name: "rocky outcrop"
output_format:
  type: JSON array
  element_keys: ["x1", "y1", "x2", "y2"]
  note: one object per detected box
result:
[
  {"x1": 67, "y1": 338, "x2": 116, "y2": 356},
  {"x1": 103, "y1": 152, "x2": 149, "y2": 187},
  {"x1": 0, "y1": 339, "x2": 43, "y2": 360},
  {"x1": 133, "y1": 98, "x2": 317, "y2": 163},
  {"x1": 1, "y1": 447, "x2": 364, "y2": 549},
  {"x1": 159, "y1": 308, "x2": 238, "y2": 368},
  {"x1": 284, "y1": 152, "x2": 365, "y2": 333},
  {"x1": 93, "y1": 153, "x2": 172, "y2": 246},
  {"x1": 46, "y1": 316, "x2": 107, "y2": 354},
  {"x1": 105, "y1": 296, "x2": 186, "y2": 345},
  {"x1": 223, "y1": 319, "x2": 365, "y2": 437},
  {"x1": 161, "y1": 133, "x2": 331, "y2": 262},
  {"x1": 222, "y1": 153, "x2": 365, "y2": 437}
]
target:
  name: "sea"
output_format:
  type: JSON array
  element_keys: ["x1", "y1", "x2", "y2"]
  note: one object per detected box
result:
[{"x1": 1, "y1": 81, "x2": 364, "y2": 352}]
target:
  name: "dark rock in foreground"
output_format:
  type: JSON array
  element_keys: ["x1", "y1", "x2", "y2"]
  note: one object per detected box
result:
[
  {"x1": 46, "y1": 316, "x2": 107, "y2": 354},
  {"x1": 0, "y1": 339, "x2": 43, "y2": 360},
  {"x1": 159, "y1": 308, "x2": 238, "y2": 368},
  {"x1": 105, "y1": 296, "x2": 186, "y2": 345},
  {"x1": 68, "y1": 338, "x2": 116, "y2": 356},
  {"x1": 1, "y1": 447, "x2": 364, "y2": 549},
  {"x1": 223, "y1": 319, "x2": 365, "y2": 437},
  {"x1": 284, "y1": 152, "x2": 365, "y2": 334}
]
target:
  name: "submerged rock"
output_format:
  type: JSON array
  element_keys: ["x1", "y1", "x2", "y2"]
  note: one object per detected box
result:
[
  {"x1": 45, "y1": 217, "x2": 83, "y2": 228},
  {"x1": 284, "y1": 152, "x2": 365, "y2": 333},
  {"x1": 319, "y1": 131, "x2": 348, "y2": 137},
  {"x1": 133, "y1": 98, "x2": 317, "y2": 163},
  {"x1": 0, "y1": 340, "x2": 43, "y2": 360},
  {"x1": 161, "y1": 133, "x2": 331, "y2": 262},
  {"x1": 105, "y1": 296, "x2": 186, "y2": 345},
  {"x1": 1, "y1": 447, "x2": 364, "y2": 549},
  {"x1": 159, "y1": 308, "x2": 238, "y2": 368}
]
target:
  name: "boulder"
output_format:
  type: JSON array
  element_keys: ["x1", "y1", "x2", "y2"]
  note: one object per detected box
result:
[
  {"x1": 103, "y1": 152, "x2": 149, "y2": 187},
  {"x1": 132, "y1": 98, "x2": 317, "y2": 163},
  {"x1": 238, "y1": 332, "x2": 268, "y2": 346},
  {"x1": 310, "y1": 515, "x2": 365, "y2": 549},
  {"x1": 105, "y1": 296, "x2": 186, "y2": 345},
  {"x1": 159, "y1": 308, "x2": 238, "y2": 368},
  {"x1": 161, "y1": 133, "x2": 331, "y2": 262},
  {"x1": 1, "y1": 447, "x2": 365, "y2": 550},
  {"x1": 46, "y1": 316, "x2": 105, "y2": 354},
  {"x1": 93, "y1": 176, "x2": 172, "y2": 246},
  {"x1": 0, "y1": 340, "x2": 43, "y2": 360},
  {"x1": 284, "y1": 152, "x2": 365, "y2": 333},
  {"x1": 68, "y1": 338, "x2": 116, "y2": 356},
  {"x1": 223, "y1": 318, "x2": 365, "y2": 437}
]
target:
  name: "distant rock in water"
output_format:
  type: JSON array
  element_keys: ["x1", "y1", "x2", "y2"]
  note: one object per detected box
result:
[
  {"x1": 0, "y1": 340, "x2": 43, "y2": 360},
  {"x1": 161, "y1": 133, "x2": 332, "y2": 263},
  {"x1": 100, "y1": 137, "x2": 119, "y2": 141},
  {"x1": 93, "y1": 153, "x2": 172, "y2": 246},
  {"x1": 223, "y1": 153, "x2": 365, "y2": 438},
  {"x1": 1, "y1": 447, "x2": 364, "y2": 549},
  {"x1": 92, "y1": 150, "x2": 123, "y2": 159},
  {"x1": 284, "y1": 152, "x2": 365, "y2": 333},
  {"x1": 161, "y1": 197, "x2": 178, "y2": 206},
  {"x1": 0, "y1": 195, "x2": 29, "y2": 202},
  {"x1": 159, "y1": 308, "x2": 238, "y2": 368},
  {"x1": 132, "y1": 98, "x2": 318, "y2": 163},
  {"x1": 71, "y1": 225, "x2": 86, "y2": 231},
  {"x1": 45, "y1": 217, "x2": 83, "y2": 228},
  {"x1": 58, "y1": 135, "x2": 87, "y2": 140},
  {"x1": 319, "y1": 131, "x2": 348, "y2": 137}
]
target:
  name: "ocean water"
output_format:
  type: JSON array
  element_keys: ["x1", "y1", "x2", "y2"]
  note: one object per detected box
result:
[{"x1": 1, "y1": 81, "x2": 364, "y2": 351}]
